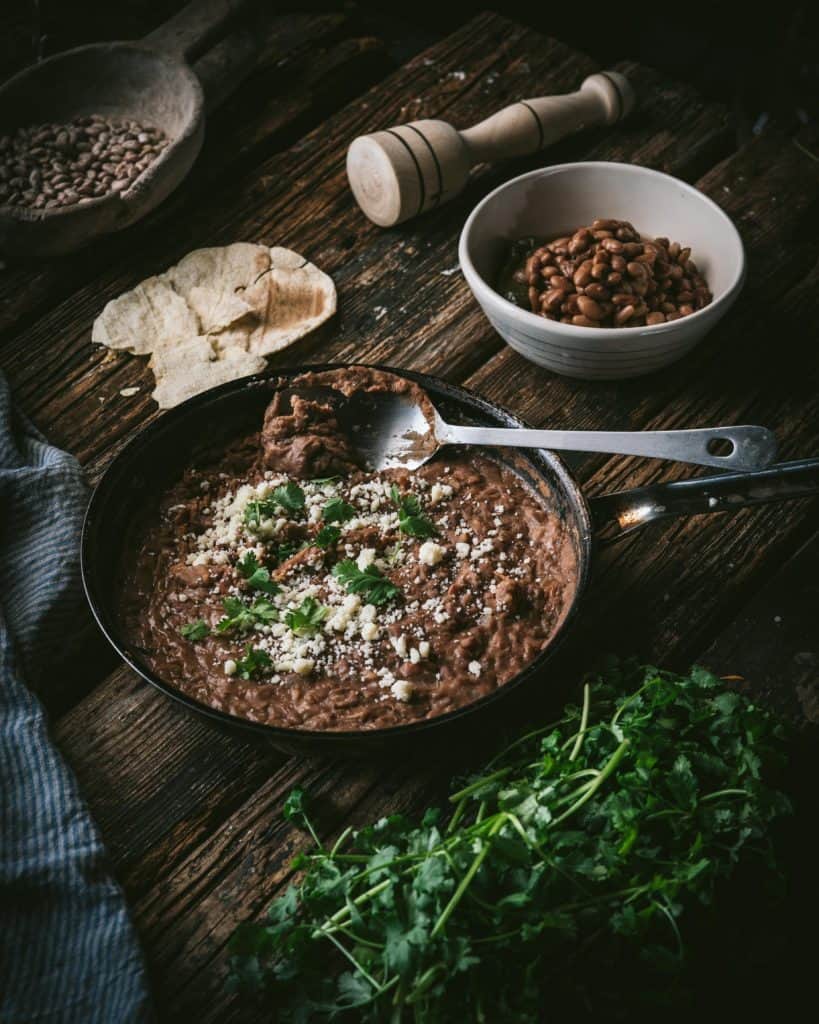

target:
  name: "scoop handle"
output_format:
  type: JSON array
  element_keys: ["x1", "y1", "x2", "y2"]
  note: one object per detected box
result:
[
  {"x1": 437, "y1": 423, "x2": 778, "y2": 473},
  {"x1": 461, "y1": 72, "x2": 634, "y2": 164},
  {"x1": 143, "y1": 0, "x2": 247, "y2": 62}
]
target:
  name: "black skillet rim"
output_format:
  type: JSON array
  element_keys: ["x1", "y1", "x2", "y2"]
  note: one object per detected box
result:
[{"x1": 81, "y1": 363, "x2": 594, "y2": 743}]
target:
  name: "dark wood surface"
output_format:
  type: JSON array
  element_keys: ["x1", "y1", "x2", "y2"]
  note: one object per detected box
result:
[{"x1": 2, "y1": 11, "x2": 818, "y2": 1020}]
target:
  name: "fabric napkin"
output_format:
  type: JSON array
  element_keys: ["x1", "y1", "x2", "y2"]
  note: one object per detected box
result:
[{"x1": 0, "y1": 374, "x2": 152, "y2": 1022}]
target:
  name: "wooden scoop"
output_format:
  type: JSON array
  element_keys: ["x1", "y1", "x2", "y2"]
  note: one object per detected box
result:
[
  {"x1": 346, "y1": 71, "x2": 635, "y2": 227},
  {"x1": 0, "y1": 0, "x2": 258, "y2": 259}
]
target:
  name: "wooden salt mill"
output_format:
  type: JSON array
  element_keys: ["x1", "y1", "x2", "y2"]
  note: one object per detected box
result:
[{"x1": 346, "y1": 71, "x2": 634, "y2": 227}]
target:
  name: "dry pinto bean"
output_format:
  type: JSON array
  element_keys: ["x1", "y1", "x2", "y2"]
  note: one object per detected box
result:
[
  {"x1": 0, "y1": 114, "x2": 167, "y2": 211},
  {"x1": 511, "y1": 219, "x2": 712, "y2": 327}
]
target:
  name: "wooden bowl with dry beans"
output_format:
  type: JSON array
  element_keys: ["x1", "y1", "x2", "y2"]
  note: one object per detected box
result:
[{"x1": 459, "y1": 162, "x2": 745, "y2": 380}]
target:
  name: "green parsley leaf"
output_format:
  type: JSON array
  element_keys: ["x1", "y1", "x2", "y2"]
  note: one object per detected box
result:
[
  {"x1": 243, "y1": 498, "x2": 278, "y2": 530},
  {"x1": 332, "y1": 559, "x2": 401, "y2": 606},
  {"x1": 243, "y1": 483, "x2": 305, "y2": 529},
  {"x1": 236, "y1": 645, "x2": 272, "y2": 680},
  {"x1": 216, "y1": 596, "x2": 278, "y2": 633},
  {"x1": 180, "y1": 619, "x2": 210, "y2": 642},
  {"x1": 284, "y1": 596, "x2": 329, "y2": 636},
  {"x1": 272, "y1": 482, "x2": 305, "y2": 513},
  {"x1": 314, "y1": 524, "x2": 341, "y2": 548},
  {"x1": 236, "y1": 552, "x2": 279, "y2": 594},
  {"x1": 274, "y1": 540, "x2": 303, "y2": 564},
  {"x1": 310, "y1": 475, "x2": 341, "y2": 485},
  {"x1": 283, "y1": 787, "x2": 307, "y2": 822},
  {"x1": 322, "y1": 497, "x2": 356, "y2": 524},
  {"x1": 390, "y1": 484, "x2": 437, "y2": 538}
]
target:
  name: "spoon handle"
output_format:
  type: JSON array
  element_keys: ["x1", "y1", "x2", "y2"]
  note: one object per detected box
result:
[{"x1": 437, "y1": 423, "x2": 778, "y2": 472}]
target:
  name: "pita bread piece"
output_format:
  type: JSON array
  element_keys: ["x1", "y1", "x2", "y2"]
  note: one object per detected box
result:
[{"x1": 150, "y1": 335, "x2": 266, "y2": 410}]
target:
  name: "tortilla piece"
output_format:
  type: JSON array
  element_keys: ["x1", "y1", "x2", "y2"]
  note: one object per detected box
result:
[
  {"x1": 92, "y1": 242, "x2": 336, "y2": 409},
  {"x1": 246, "y1": 247, "x2": 337, "y2": 355},
  {"x1": 168, "y1": 243, "x2": 271, "y2": 333},
  {"x1": 150, "y1": 335, "x2": 267, "y2": 410},
  {"x1": 91, "y1": 276, "x2": 198, "y2": 354}
]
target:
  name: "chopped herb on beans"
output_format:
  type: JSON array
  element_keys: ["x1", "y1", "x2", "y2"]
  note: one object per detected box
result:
[
  {"x1": 322, "y1": 497, "x2": 356, "y2": 524},
  {"x1": 284, "y1": 597, "x2": 329, "y2": 636},
  {"x1": 236, "y1": 645, "x2": 272, "y2": 679},
  {"x1": 333, "y1": 559, "x2": 401, "y2": 606},
  {"x1": 180, "y1": 619, "x2": 210, "y2": 642}
]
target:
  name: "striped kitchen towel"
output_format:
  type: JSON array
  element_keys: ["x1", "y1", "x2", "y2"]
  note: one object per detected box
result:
[{"x1": 0, "y1": 374, "x2": 152, "y2": 1022}]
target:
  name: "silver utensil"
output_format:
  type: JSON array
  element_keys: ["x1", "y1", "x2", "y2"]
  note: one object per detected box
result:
[{"x1": 335, "y1": 389, "x2": 778, "y2": 472}]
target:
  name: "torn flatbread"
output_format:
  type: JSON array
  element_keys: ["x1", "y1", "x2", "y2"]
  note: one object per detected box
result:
[{"x1": 92, "y1": 243, "x2": 336, "y2": 409}]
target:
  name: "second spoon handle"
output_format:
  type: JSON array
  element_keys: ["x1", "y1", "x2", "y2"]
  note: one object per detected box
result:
[{"x1": 437, "y1": 423, "x2": 778, "y2": 472}]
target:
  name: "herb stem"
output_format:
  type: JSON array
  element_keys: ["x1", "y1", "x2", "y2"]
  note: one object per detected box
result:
[
  {"x1": 567, "y1": 683, "x2": 591, "y2": 762},
  {"x1": 431, "y1": 815, "x2": 506, "y2": 938},
  {"x1": 552, "y1": 739, "x2": 630, "y2": 826}
]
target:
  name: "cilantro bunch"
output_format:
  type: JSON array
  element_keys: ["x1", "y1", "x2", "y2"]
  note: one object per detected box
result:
[{"x1": 228, "y1": 661, "x2": 791, "y2": 1021}]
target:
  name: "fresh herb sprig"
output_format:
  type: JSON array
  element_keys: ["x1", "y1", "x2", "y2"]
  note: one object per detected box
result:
[
  {"x1": 322, "y1": 498, "x2": 356, "y2": 524},
  {"x1": 314, "y1": 525, "x2": 341, "y2": 549},
  {"x1": 284, "y1": 596, "x2": 329, "y2": 636},
  {"x1": 216, "y1": 595, "x2": 278, "y2": 633},
  {"x1": 180, "y1": 619, "x2": 210, "y2": 642},
  {"x1": 236, "y1": 645, "x2": 272, "y2": 680},
  {"x1": 244, "y1": 483, "x2": 306, "y2": 528},
  {"x1": 390, "y1": 484, "x2": 436, "y2": 539},
  {"x1": 228, "y1": 661, "x2": 790, "y2": 1020},
  {"x1": 333, "y1": 559, "x2": 401, "y2": 606},
  {"x1": 236, "y1": 552, "x2": 279, "y2": 595}
]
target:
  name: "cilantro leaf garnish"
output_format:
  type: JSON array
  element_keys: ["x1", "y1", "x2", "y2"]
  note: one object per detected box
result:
[
  {"x1": 244, "y1": 483, "x2": 306, "y2": 529},
  {"x1": 236, "y1": 551, "x2": 279, "y2": 594},
  {"x1": 180, "y1": 619, "x2": 210, "y2": 642},
  {"x1": 284, "y1": 596, "x2": 329, "y2": 637},
  {"x1": 274, "y1": 540, "x2": 305, "y2": 564},
  {"x1": 314, "y1": 524, "x2": 341, "y2": 549},
  {"x1": 236, "y1": 645, "x2": 272, "y2": 680},
  {"x1": 390, "y1": 483, "x2": 437, "y2": 538},
  {"x1": 332, "y1": 559, "x2": 401, "y2": 606},
  {"x1": 216, "y1": 596, "x2": 277, "y2": 633},
  {"x1": 243, "y1": 498, "x2": 277, "y2": 529},
  {"x1": 272, "y1": 482, "x2": 305, "y2": 514},
  {"x1": 322, "y1": 497, "x2": 356, "y2": 524}
]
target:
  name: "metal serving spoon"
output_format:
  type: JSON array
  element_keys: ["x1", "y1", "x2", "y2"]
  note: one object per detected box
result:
[{"x1": 333, "y1": 389, "x2": 778, "y2": 472}]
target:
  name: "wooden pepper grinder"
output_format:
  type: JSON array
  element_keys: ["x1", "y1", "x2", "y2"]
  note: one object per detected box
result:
[{"x1": 346, "y1": 71, "x2": 634, "y2": 227}]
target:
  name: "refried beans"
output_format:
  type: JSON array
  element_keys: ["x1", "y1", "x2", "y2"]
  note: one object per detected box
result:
[{"x1": 120, "y1": 367, "x2": 577, "y2": 730}]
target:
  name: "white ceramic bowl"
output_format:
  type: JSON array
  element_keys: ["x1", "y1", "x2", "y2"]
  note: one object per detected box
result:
[{"x1": 458, "y1": 162, "x2": 745, "y2": 380}]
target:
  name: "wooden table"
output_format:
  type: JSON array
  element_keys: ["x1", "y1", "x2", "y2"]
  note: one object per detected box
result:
[{"x1": 2, "y1": 12, "x2": 817, "y2": 1020}]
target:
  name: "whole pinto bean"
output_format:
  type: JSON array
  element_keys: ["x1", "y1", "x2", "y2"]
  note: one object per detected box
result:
[{"x1": 513, "y1": 219, "x2": 713, "y2": 328}]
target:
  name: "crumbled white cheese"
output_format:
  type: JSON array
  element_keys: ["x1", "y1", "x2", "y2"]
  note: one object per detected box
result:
[
  {"x1": 360, "y1": 603, "x2": 377, "y2": 623},
  {"x1": 293, "y1": 657, "x2": 315, "y2": 676},
  {"x1": 223, "y1": 659, "x2": 237, "y2": 676},
  {"x1": 357, "y1": 547, "x2": 376, "y2": 571},
  {"x1": 418, "y1": 640, "x2": 430, "y2": 659},
  {"x1": 418, "y1": 540, "x2": 445, "y2": 566},
  {"x1": 455, "y1": 541, "x2": 470, "y2": 558},
  {"x1": 409, "y1": 647, "x2": 420, "y2": 664},
  {"x1": 391, "y1": 680, "x2": 413, "y2": 702},
  {"x1": 391, "y1": 634, "x2": 408, "y2": 658},
  {"x1": 468, "y1": 660, "x2": 482, "y2": 677},
  {"x1": 360, "y1": 621, "x2": 379, "y2": 641}
]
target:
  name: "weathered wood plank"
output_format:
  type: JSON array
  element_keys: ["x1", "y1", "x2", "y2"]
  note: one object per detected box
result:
[{"x1": 698, "y1": 531, "x2": 819, "y2": 724}]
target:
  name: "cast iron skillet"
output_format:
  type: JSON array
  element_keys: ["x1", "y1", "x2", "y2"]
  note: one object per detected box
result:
[{"x1": 81, "y1": 363, "x2": 819, "y2": 755}]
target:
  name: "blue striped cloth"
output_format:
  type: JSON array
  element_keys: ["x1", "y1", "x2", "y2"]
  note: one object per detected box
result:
[{"x1": 0, "y1": 374, "x2": 152, "y2": 1022}]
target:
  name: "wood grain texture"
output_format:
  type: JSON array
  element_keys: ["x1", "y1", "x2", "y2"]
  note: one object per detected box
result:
[{"x1": 18, "y1": 12, "x2": 817, "y2": 1022}]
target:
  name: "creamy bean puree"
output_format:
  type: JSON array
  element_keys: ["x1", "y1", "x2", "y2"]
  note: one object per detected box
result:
[{"x1": 120, "y1": 368, "x2": 577, "y2": 730}]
